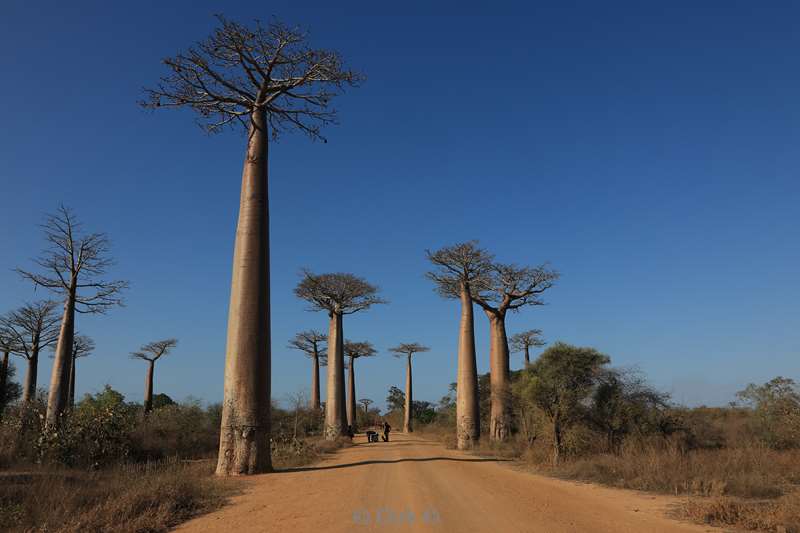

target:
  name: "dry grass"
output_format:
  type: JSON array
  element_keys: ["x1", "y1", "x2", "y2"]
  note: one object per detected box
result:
[
  {"x1": 0, "y1": 460, "x2": 230, "y2": 533},
  {"x1": 682, "y1": 492, "x2": 800, "y2": 532}
]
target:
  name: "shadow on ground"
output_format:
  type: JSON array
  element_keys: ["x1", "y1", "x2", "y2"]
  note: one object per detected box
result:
[{"x1": 276, "y1": 456, "x2": 509, "y2": 473}]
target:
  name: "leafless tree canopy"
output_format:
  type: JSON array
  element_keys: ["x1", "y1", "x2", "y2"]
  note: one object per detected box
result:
[
  {"x1": 389, "y1": 342, "x2": 430, "y2": 358},
  {"x1": 425, "y1": 241, "x2": 494, "y2": 298},
  {"x1": 17, "y1": 206, "x2": 128, "y2": 314},
  {"x1": 141, "y1": 15, "x2": 363, "y2": 138},
  {"x1": 288, "y1": 330, "x2": 328, "y2": 365},
  {"x1": 343, "y1": 340, "x2": 377, "y2": 360},
  {"x1": 0, "y1": 301, "x2": 60, "y2": 360},
  {"x1": 509, "y1": 329, "x2": 546, "y2": 354},
  {"x1": 72, "y1": 334, "x2": 95, "y2": 359},
  {"x1": 131, "y1": 339, "x2": 178, "y2": 362},
  {"x1": 472, "y1": 263, "x2": 559, "y2": 314},
  {"x1": 294, "y1": 270, "x2": 386, "y2": 315}
]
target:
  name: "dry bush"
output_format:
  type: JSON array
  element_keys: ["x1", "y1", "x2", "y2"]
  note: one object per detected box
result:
[
  {"x1": 683, "y1": 491, "x2": 800, "y2": 532},
  {"x1": 0, "y1": 460, "x2": 229, "y2": 533}
]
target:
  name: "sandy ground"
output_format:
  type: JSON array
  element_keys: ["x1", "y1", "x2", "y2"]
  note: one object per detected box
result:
[{"x1": 176, "y1": 433, "x2": 717, "y2": 533}]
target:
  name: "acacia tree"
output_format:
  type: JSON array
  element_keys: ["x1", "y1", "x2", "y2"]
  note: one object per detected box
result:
[
  {"x1": 66, "y1": 334, "x2": 95, "y2": 408},
  {"x1": 472, "y1": 263, "x2": 558, "y2": 441},
  {"x1": 288, "y1": 330, "x2": 328, "y2": 410},
  {"x1": 343, "y1": 340, "x2": 377, "y2": 430},
  {"x1": 426, "y1": 241, "x2": 492, "y2": 449},
  {"x1": 0, "y1": 301, "x2": 60, "y2": 403},
  {"x1": 389, "y1": 343, "x2": 430, "y2": 433},
  {"x1": 130, "y1": 339, "x2": 178, "y2": 413},
  {"x1": 295, "y1": 271, "x2": 385, "y2": 439},
  {"x1": 509, "y1": 329, "x2": 546, "y2": 366},
  {"x1": 17, "y1": 207, "x2": 127, "y2": 426},
  {"x1": 142, "y1": 16, "x2": 361, "y2": 476}
]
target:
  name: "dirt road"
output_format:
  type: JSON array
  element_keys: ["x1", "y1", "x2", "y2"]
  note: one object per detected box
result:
[{"x1": 177, "y1": 433, "x2": 714, "y2": 533}]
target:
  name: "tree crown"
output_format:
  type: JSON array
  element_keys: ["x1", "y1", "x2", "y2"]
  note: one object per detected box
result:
[
  {"x1": 343, "y1": 340, "x2": 377, "y2": 359},
  {"x1": 294, "y1": 270, "x2": 386, "y2": 315},
  {"x1": 0, "y1": 301, "x2": 60, "y2": 359},
  {"x1": 141, "y1": 15, "x2": 363, "y2": 138},
  {"x1": 389, "y1": 342, "x2": 430, "y2": 358},
  {"x1": 509, "y1": 329, "x2": 546, "y2": 353},
  {"x1": 472, "y1": 262, "x2": 559, "y2": 314},
  {"x1": 425, "y1": 241, "x2": 493, "y2": 299},
  {"x1": 131, "y1": 338, "x2": 178, "y2": 362},
  {"x1": 288, "y1": 330, "x2": 327, "y2": 358}
]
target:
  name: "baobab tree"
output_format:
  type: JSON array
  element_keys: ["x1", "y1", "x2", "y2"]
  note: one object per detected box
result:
[
  {"x1": 343, "y1": 340, "x2": 377, "y2": 431},
  {"x1": 389, "y1": 343, "x2": 430, "y2": 433},
  {"x1": 295, "y1": 271, "x2": 385, "y2": 439},
  {"x1": 0, "y1": 329, "x2": 14, "y2": 408},
  {"x1": 472, "y1": 263, "x2": 558, "y2": 442},
  {"x1": 288, "y1": 330, "x2": 328, "y2": 410},
  {"x1": 142, "y1": 16, "x2": 361, "y2": 476},
  {"x1": 66, "y1": 334, "x2": 95, "y2": 408},
  {"x1": 130, "y1": 339, "x2": 178, "y2": 413},
  {"x1": 0, "y1": 301, "x2": 60, "y2": 403},
  {"x1": 426, "y1": 241, "x2": 493, "y2": 449},
  {"x1": 359, "y1": 398, "x2": 373, "y2": 427},
  {"x1": 17, "y1": 206, "x2": 127, "y2": 426},
  {"x1": 509, "y1": 329, "x2": 546, "y2": 366}
]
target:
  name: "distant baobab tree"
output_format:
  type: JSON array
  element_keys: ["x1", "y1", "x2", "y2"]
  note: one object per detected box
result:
[
  {"x1": 142, "y1": 16, "x2": 361, "y2": 476},
  {"x1": 359, "y1": 398, "x2": 373, "y2": 426},
  {"x1": 295, "y1": 271, "x2": 385, "y2": 439},
  {"x1": 426, "y1": 241, "x2": 493, "y2": 449},
  {"x1": 472, "y1": 263, "x2": 558, "y2": 441},
  {"x1": 509, "y1": 329, "x2": 546, "y2": 366},
  {"x1": 66, "y1": 334, "x2": 94, "y2": 408},
  {"x1": 17, "y1": 206, "x2": 127, "y2": 426},
  {"x1": 0, "y1": 301, "x2": 60, "y2": 403},
  {"x1": 288, "y1": 330, "x2": 328, "y2": 410},
  {"x1": 0, "y1": 330, "x2": 13, "y2": 412},
  {"x1": 343, "y1": 340, "x2": 377, "y2": 430},
  {"x1": 389, "y1": 343, "x2": 430, "y2": 433},
  {"x1": 131, "y1": 339, "x2": 178, "y2": 413}
]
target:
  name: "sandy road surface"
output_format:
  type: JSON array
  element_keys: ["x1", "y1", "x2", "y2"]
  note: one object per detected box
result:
[{"x1": 177, "y1": 433, "x2": 715, "y2": 533}]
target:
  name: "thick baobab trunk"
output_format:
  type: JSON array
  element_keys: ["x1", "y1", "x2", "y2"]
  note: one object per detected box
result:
[
  {"x1": 325, "y1": 311, "x2": 346, "y2": 439},
  {"x1": 68, "y1": 355, "x2": 76, "y2": 408},
  {"x1": 216, "y1": 110, "x2": 272, "y2": 476},
  {"x1": 404, "y1": 354, "x2": 413, "y2": 433},
  {"x1": 347, "y1": 355, "x2": 356, "y2": 430},
  {"x1": 22, "y1": 350, "x2": 38, "y2": 403},
  {"x1": 144, "y1": 360, "x2": 155, "y2": 413},
  {"x1": 456, "y1": 284, "x2": 480, "y2": 449},
  {"x1": 46, "y1": 290, "x2": 76, "y2": 426},
  {"x1": 311, "y1": 351, "x2": 321, "y2": 410},
  {"x1": 487, "y1": 313, "x2": 511, "y2": 442}
]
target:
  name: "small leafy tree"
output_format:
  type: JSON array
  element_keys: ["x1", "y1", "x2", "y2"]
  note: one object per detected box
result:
[
  {"x1": 737, "y1": 377, "x2": 800, "y2": 449},
  {"x1": 386, "y1": 386, "x2": 405, "y2": 412}
]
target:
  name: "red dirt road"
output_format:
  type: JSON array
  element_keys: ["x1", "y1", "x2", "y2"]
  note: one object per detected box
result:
[{"x1": 176, "y1": 433, "x2": 716, "y2": 532}]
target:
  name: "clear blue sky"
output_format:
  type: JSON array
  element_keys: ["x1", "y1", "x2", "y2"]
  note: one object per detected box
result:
[{"x1": 1, "y1": 1, "x2": 798, "y2": 410}]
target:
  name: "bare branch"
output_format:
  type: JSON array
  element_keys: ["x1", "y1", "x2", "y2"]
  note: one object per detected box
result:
[
  {"x1": 0, "y1": 301, "x2": 60, "y2": 360},
  {"x1": 294, "y1": 270, "x2": 387, "y2": 315},
  {"x1": 130, "y1": 338, "x2": 178, "y2": 363},
  {"x1": 388, "y1": 342, "x2": 431, "y2": 359},
  {"x1": 425, "y1": 241, "x2": 493, "y2": 299},
  {"x1": 343, "y1": 340, "x2": 377, "y2": 360}
]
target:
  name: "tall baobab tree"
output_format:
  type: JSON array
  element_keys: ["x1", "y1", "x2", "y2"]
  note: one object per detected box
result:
[
  {"x1": 389, "y1": 343, "x2": 430, "y2": 433},
  {"x1": 66, "y1": 334, "x2": 95, "y2": 408},
  {"x1": 509, "y1": 329, "x2": 546, "y2": 366},
  {"x1": 472, "y1": 263, "x2": 558, "y2": 442},
  {"x1": 142, "y1": 16, "x2": 361, "y2": 476},
  {"x1": 0, "y1": 301, "x2": 60, "y2": 403},
  {"x1": 343, "y1": 340, "x2": 377, "y2": 430},
  {"x1": 288, "y1": 330, "x2": 328, "y2": 410},
  {"x1": 295, "y1": 271, "x2": 385, "y2": 439},
  {"x1": 17, "y1": 206, "x2": 127, "y2": 426},
  {"x1": 426, "y1": 241, "x2": 493, "y2": 449},
  {"x1": 130, "y1": 339, "x2": 178, "y2": 413}
]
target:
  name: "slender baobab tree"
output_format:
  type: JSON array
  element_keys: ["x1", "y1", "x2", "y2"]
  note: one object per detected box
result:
[
  {"x1": 426, "y1": 241, "x2": 493, "y2": 449},
  {"x1": 288, "y1": 330, "x2": 328, "y2": 410},
  {"x1": 295, "y1": 271, "x2": 385, "y2": 439},
  {"x1": 17, "y1": 206, "x2": 127, "y2": 426},
  {"x1": 130, "y1": 339, "x2": 178, "y2": 413},
  {"x1": 343, "y1": 340, "x2": 377, "y2": 430},
  {"x1": 389, "y1": 343, "x2": 430, "y2": 433},
  {"x1": 0, "y1": 301, "x2": 60, "y2": 403},
  {"x1": 509, "y1": 329, "x2": 546, "y2": 366},
  {"x1": 142, "y1": 16, "x2": 361, "y2": 476},
  {"x1": 472, "y1": 263, "x2": 558, "y2": 442},
  {"x1": 66, "y1": 334, "x2": 94, "y2": 408},
  {"x1": 359, "y1": 398, "x2": 373, "y2": 427}
]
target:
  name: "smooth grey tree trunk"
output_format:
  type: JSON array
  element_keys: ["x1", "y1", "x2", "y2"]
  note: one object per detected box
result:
[
  {"x1": 144, "y1": 359, "x2": 155, "y2": 412},
  {"x1": 456, "y1": 283, "x2": 480, "y2": 449},
  {"x1": 67, "y1": 355, "x2": 76, "y2": 408},
  {"x1": 404, "y1": 354, "x2": 413, "y2": 433},
  {"x1": 216, "y1": 109, "x2": 272, "y2": 475},
  {"x1": 488, "y1": 313, "x2": 511, "y2": 442},
  {"x1": 311, "y1": 350, "x2": 321, "y2": 410},
  {"x1": 347, "y1": 355, "x2": 356, "y2": 429},
  {"x1": 22, "y1": 345, "x2": 40, "y2": 404},
  {"x1": 325, "y1": 311, "x2": 345, "y2": 439},
  {"x1": 524, "y1": 345, "x2": 530, "y2": 365},
  {"x1": 46, "y1": 288, "x2": 76, "y2": 426}
]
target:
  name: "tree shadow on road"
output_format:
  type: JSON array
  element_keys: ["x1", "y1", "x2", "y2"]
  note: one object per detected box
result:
[{"x1": 275, "y1": 456, "x2": 510, "y2": 473}]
